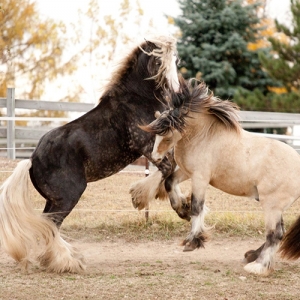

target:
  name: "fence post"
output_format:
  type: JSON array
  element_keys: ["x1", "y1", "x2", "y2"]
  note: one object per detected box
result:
[
  {"x1": 7, "y1": 88, "x2": 15, "y2": 159},
  {"x1": 144, "y1": 158, "x2": 150, "y2": 222}
]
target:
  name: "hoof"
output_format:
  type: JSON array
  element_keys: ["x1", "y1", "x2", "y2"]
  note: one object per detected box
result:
[
  {"x1": 183, "y1": 242, "x2": 197, "y2": 252},
  {"x1": 178, "y1": 211, "x2": 191, "y2": 222},
  {"x1": 243, "y1": 250, "x2": 257, "y2": 264},
  {"x1": 182, "y1": 233, "x2": 207, "y2": 252},
  {"x1": 243, "y1": 243, "x2": 265, "y2": 264},
  {"x1": 131, "y1": 196, "x2": 147, "y2": 210},
  {"x1": 177, "y1": 203, "x2": 191, "y2": 221},
  {"x1": 131, "y1": 197, "x2": 139, "y2": 209}
]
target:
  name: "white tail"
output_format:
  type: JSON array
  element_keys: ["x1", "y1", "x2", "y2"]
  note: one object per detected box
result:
[{"x1": 0, "y1": 159, "x2": 85, "y2": 272}]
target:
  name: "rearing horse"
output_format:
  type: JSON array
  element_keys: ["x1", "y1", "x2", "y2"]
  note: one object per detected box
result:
[
  {"x1": 142, "y1": 77, "x2": 300, "y2": 275},
  {"x1": 0, "y1": 36, "x2": 182, "y2": 273}
]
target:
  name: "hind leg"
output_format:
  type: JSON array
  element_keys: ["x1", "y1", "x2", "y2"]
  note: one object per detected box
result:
[
  {"x1": 244, "y1": 210, "x2": 284, "y2": 275},
  {"x1": 244, "y1": 217, "x2": 284, "y2": 264},
  {"x1": 32, "y1": 169, "x2": 87, "y2": 273},
  {"x1": 43, "y1": 195, "x2": 82, "y2": 228},
  {"x1": 165, "y1": 168, "x2": 191, "y2": 221}
]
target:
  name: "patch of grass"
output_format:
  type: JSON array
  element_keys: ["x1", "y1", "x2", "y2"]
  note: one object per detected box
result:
[
  {"x1": 1, "y1": 163, "x2": 299, "y2": 242},
  {"x1": 207, "y1": 212, "x2": 265, "y2": 237},
  {"x1": 62, "y1": 212, "x2": 189, "y2": 242},
  {"x1": 61, "y1": 208, "x2": 300, "y2": 242}
]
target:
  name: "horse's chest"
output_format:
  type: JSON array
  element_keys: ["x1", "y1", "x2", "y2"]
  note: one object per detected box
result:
[{"x1": 174, "y1": 150, "x2": 195, "y2": 176}]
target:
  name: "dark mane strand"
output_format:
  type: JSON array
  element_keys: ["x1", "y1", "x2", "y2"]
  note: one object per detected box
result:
[
  {"x1": 102, "y1": 44, "x2": 141, "y2": 97},
  {"x1": 143, "y1": 77, "x2": 241, "y2": 135},
  {"x1": 170, "y1": 78, "x2": 241, "y2": 133}
]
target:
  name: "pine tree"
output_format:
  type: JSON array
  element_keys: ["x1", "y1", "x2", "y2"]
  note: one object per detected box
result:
[
  {"x1": 174, "y1": 0, "x2": 275, "y2": 99},
  {"x1": 259, "y1": 0, "x2": 300, "y2": 92}
]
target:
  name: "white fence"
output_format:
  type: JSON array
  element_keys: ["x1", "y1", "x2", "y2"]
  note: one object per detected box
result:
[{"x1": 0, "y1": 88, "x2": 300, "y2": 159}]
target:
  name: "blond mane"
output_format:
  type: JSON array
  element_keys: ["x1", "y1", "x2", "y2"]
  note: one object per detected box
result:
[
  {"x1": 102, "y1": 36, "x2": 177, "y2": 96},
  {"x1": 139, "y1": 36, "x2": 177, "y2": 88}
]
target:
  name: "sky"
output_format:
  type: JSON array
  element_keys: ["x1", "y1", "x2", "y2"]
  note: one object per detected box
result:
[
  {"x1": 37, "y1": 0, "x2": 181, "y2": 24},
  {"x1": 36, "y1": 0, "x2": 291, "y2": 27},
  {"x1": 35, "y1": 0, "x2": 182, "y2": 103},
  {"x1": 34, "y1": 0, "x2": 292, "y2": 103}
]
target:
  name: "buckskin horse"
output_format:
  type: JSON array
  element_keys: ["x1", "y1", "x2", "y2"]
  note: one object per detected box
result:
[
  {"x1": 0, "y1": 36, "x2": 182, "y2": 273},
  {"x1": 142, "y1": 77, "x2": 300, "y2": 275}
]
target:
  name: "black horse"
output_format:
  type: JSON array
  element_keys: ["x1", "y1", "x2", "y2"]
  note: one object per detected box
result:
[{"x1": 0, "y1": 36, "x2": 181, "y2": 273}]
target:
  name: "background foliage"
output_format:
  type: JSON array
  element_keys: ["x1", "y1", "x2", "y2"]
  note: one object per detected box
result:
[
  {"x1": 173, "y1": 0, "x2": 276, "y2": 100},
  {"x1": 1, "y1": 0, "x2": 300, "y2": 113},
  {"x1": 173, "y1": 0, "x2": 300, "y2": 112}
]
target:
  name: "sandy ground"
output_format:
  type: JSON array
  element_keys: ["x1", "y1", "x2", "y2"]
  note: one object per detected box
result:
[
  {"x1": 1, "y1": 236, "x2": 300, "y2": 300},
  {"x1": 1, "y1": 158, "x2": 300, "y2": 299}
]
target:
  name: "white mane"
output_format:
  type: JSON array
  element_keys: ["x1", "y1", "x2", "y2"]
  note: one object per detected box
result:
[{"x1": 139, "y1": 36, "x2": 177, "y2": 88}]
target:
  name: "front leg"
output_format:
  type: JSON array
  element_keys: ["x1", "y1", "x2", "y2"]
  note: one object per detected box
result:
[
  {"x1": 165, "y1": 168, "x2": 191, "y2": 221},
  {"x1": 182, "y1": 180, "x2": 211, "y2": 251},
  {"x1": 130, "y1": 153, "x2": 175, "y2": 210}
]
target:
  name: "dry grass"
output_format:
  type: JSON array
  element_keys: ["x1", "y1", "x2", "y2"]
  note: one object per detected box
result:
[
  {"x1": 0, "y1": 159, "x2": 300, "y2": 242},
  {"x1": 2, "y1": 160, "x2": 300, "y2": 300}
]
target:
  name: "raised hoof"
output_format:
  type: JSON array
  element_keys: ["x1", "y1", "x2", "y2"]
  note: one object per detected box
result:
[
  {"x1": 178, "y1": 211, "x2": 191, "y2": 222},
  {"x1": 131, "y1": 197, "x2": 146, "y2": 210},
  {"x1": 131, "y1": 197, "x2": 139, "y2": 209},
  {"x1": 177, "y1": 203, "x2": 191, "y2": 221}
]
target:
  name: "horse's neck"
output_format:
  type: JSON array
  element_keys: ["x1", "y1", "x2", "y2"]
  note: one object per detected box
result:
[
  {"x1": 184, "y1": 113, "x2": 226, "y2": 142},
  {"x1": 103, "y1": 80, "x2": 162, "y2": 105}
]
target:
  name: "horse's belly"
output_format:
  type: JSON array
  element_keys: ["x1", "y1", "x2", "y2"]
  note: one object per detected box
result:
[{"x1": 210, "y1": 177, "x2": 257, "y2": 199}]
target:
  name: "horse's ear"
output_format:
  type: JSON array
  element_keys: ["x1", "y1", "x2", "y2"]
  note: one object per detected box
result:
[{"x1": 154, "y1": 111, "x2": 161, "y2": 119}]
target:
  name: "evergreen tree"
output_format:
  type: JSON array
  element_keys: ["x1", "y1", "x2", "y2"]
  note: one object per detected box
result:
[
  {"x1": 233, "y1": 87, "x2": 300, "y2": 112},
  {"x1": 259, "y1": 0, "x2": 300, "y2": 92},
  {"x1": 174, "y1": 0, "x2": 275, "y2": 99}
]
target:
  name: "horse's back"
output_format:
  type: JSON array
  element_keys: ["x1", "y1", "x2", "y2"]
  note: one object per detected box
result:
[
  {"x1": 179, "y1": 128, "x2": 300, "y2": 199},
  {"x1": 218, "y1": 130, "x2": 300, "y2": 199}
]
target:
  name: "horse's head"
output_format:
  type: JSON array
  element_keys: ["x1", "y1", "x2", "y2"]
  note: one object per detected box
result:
[
  {"x1": 151, "y1": 128, "x2": 182, "y2": 163},
  {"x1": 102, "y1": 36, "x2": 180, "y2": 109},
  {"x1": 138, "y1": 36, "x2": 180, "y2": 93},
  {"x1": 140, "y1": 77, "x2": 192, "y2": 134},
  {"x1": 140, "y1": 110, "x2": 183, "y2": 163}
]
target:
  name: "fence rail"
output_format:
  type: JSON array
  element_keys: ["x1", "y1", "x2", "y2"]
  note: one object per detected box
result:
[{"x1": 1, "y1": 88, "x2": 300, "y2": 159}]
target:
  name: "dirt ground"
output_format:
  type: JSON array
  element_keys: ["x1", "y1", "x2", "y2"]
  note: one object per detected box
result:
[
  {"x1": 1, "y1": 237, "x2": 300, "y2": 300},
  {"x1": 1, "y1": 158, "x2": 300, "y2": 299}
]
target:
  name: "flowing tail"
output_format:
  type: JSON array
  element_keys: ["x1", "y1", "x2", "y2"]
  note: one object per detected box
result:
[
  {"x1": 0, "y1": 159, "x2": 85, "y2": 272},
  {"x1": 279, "y1": 216, "x2": 300, "y2": 260}
]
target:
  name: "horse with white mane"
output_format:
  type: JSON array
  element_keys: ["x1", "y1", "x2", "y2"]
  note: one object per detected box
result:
[
  {"x1": 0, "y1": 36, "x2": 183, "y2": 273},
  {"x1": 142, "y1": 77, "x2": 300, "y2": 275}
]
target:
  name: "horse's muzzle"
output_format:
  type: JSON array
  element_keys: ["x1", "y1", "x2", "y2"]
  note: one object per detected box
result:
[{"x1": 151, "y1": 152, "x2": 163, "y2": 163}]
